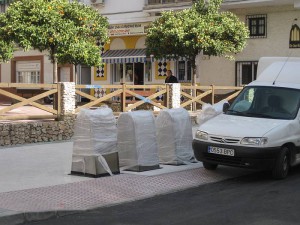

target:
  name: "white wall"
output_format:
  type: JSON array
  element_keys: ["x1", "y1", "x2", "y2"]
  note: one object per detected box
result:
[
  {"x1": 199, "y1": 5, "x2": 300, "y2": 86},
  {"x1": 99, "y1": 0, "x2": 150, "y2": 24}
]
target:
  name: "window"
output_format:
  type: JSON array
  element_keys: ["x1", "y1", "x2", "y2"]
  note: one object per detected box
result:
[
  {"x1": 112, "y1": 64, "x2": 123, "y2": 83},
  {"x1": 236, "y1": 61, "x2": 258, "y2": 86},
  {"x1": 246, "y1": 15, "x2": 267, "y2": 38},
  {"x1": 145, "y1": 61, "x2": 152, "y2": 83},
  {"x1": 16, "y1": 61, "x2": 41, "y2": 84},
  {"x1": 112, "y1": 62, "x2": 149, "y2": 84},
  {"x1": 177, "y1": 60, "x2": 191, "y2": 82},
  {"x1": 17, "y1": 71, "x2": 40, "y2": 83},
  {"x1": 228, "y1": 86, "x2": 300, "y2": 120}
]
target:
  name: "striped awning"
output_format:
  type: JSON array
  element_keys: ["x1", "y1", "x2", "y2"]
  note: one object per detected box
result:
[{"x1": 101, "y1": 49, "x2": 148, "y2": 64}]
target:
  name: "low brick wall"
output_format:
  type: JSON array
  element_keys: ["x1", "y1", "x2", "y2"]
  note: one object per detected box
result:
[{"x1": 0, "y1": 116, "x2": 75, "y2": 146}]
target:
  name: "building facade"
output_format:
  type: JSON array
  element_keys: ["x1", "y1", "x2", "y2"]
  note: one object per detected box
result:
[
  {"x1": 1, "y1": 0, "x2": 300, "y2": 101},
  {"x1": 92, "y1": 0, "x2": 300, "y2": 89}
]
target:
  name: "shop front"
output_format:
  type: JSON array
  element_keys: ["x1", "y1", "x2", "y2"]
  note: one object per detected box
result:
[
  {"x1": 92, "y1": 22, "x2": 177, "y2": 86},
  {"x1": 101, "y1": 48, "x2": 152, "y2": 85}
]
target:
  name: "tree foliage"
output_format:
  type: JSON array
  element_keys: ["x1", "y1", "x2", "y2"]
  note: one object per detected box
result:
[
  {"x1": 0, "y1": 0, "x2": 109, "y2": 82},
  {"x1": 146, "y1": 0, "x2": 249, "y2": 83},
  {"x1": 0, "y1": 14, "x2": 14, "y2": 62}
]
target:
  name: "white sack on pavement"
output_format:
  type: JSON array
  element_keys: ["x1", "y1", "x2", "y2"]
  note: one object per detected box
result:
[
  {"x1": 156, "y1": 108, "x2": 196, "y2": 165},
  {"x1": 117, "y1": 110, "x2": 159, "y2": 170},
  {"x1": 72, "y1": 106, "x2": 117, "y2": 175}
]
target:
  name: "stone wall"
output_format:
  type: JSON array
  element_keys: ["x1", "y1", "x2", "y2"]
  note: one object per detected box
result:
[
  {"x1": 0, "y1": 82, "x2": 76, "y2": 147},
  {"x1": 0, "y1": 117, "x2": 75, "y2": 146}
]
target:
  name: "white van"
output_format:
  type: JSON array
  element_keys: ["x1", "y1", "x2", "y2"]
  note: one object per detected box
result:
[{"x1": 193, "y1": 57, "x2": 300, "y2": 179}]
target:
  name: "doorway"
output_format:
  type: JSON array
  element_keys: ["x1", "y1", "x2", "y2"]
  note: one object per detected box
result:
[
  {"x1": 134, "y1": 63, "x2": 144, "y2": 85},
  {"x1": 79, "y1": 65, "x2": 91, "y2": 102}
]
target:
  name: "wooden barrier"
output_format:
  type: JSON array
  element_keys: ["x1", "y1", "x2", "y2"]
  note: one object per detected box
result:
[
  {"x1": 0, "y1": 83, "x2": 58, "y2": 120},
  {"x1": 75, "y1": 84, "x2": 167, "y2": 112},
  {"x1": 0, "y1": 83, "x2": 244, "y2": 121},
  {"x1": 180, "y1": 85, "x2": 243, "y2": 110}
]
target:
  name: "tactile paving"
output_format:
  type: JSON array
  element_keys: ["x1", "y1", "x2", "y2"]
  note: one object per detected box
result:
[{"x1": 0, "y1": 167, "x2": 242, "y2": 213}]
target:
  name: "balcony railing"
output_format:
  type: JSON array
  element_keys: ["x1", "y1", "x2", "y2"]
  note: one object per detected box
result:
[{"x1": 147, "y1": 0, "x2": 192, "y2": 5}]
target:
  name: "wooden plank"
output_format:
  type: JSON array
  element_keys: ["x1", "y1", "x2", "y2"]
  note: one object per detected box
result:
[
  {"x1": 0, "y1": 83, "x2": 9, "y2": 88},
  {"x1": 213, "y1": 86, "x2": 243, "y2": 90},
  {"x1": 180, "y1": 91, "x2": 205, "y2": 105},
  {"x1": 125, "y1": 90, "x2": 155, "y2": 97},
  {"x1": 165, "y1": 84, "x2": 169, "y2": 108},
  {"x1": 75, "y1": 84, "x2": 122, "y2": 89},
  {"x1": 125, "y1": 89, "x2": 166, "y2": 102},
  {"x1": 181, "y1": 85, "x2": 212, "y2": 90},
  {"x1": 181, "y1": 90, "x2": 212, "y2": 108},
  {"x1": 75, "y1": 90, "x2": 98, "y2": 101},
  {"x1": 0, "y1": 83, "x2": 57, "y2": 88},
  {"x1": 126, "y1": 84, "x2": 165, "y2": 89},
  {"x1": 125, "y1": 89, "x2": 167, "y2": 111},
  {"x1": 122, "y1": 84, "x2": 126, "y2": 112},
  {"x1": 75, "y1": 89, "x2": 123, "y2": 113},
  {"x1": 56, "y1": 83, "x2": 62, "y2": 118},
  {"x1": 0, "y1": 115, "x2": 57, "y2": 120},
  {"x1": 126, "y1": 100, "x2": 166, "y2": 111},
  {"x1": 0, "y1": 89, "x2": 58, "y2": 114}
]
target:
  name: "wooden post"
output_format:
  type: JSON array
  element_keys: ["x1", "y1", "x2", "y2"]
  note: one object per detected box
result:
[
  {"x1": 57, "y1": 83, "x2": 61, "y2": 120},
  {"x1": 211, "y1": 84, "x2": 215, "y2": 105},
  {"x1": 165, "y1": 84, "x2": 170, "y2": 108},
  {"x1": 121, "y1": 83, "x2": 126, "y2": 112}
]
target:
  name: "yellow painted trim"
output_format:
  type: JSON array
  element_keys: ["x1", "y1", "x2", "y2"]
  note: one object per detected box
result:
[
  {"x1": 94, "y1": 64, "x2": 107, "y2": 81},
  {"x1": 106, "y1": 35, "x2": 146, "y2": 50},
  {"x1": 155, "y1": 61, "x2": 170, "y2": 80}
]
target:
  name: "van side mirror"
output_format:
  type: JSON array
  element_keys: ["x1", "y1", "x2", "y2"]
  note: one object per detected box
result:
[{"x1": 223, "y1": 102, "x2": 230, "y2": 113}]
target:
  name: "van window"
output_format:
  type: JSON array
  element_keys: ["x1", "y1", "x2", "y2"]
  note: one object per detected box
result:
[{"x1": 227, "y1": 86, "x2": 300, "y2": 120}]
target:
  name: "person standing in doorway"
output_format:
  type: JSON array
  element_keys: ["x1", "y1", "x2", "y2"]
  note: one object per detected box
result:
[
  {"x1": 165, "y1": 70, "x2": 178, "y2": 83},
  {"x1": 134, "y1": 72, "x2": 139, "y2": 85}
]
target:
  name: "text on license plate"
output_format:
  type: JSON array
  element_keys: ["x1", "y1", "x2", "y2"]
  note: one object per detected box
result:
[{"x1": 208, "y1": 146, "x2": 235, "y2": 156}]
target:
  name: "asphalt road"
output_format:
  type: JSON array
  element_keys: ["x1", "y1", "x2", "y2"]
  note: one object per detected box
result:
[{"x1": 24, "y1": 166, "x2": 300, "y2": 225}]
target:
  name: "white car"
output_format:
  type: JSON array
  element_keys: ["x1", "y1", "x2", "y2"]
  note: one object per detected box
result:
[{"x1": 193, "y1": 57, "x2": 300, "y2": 179}]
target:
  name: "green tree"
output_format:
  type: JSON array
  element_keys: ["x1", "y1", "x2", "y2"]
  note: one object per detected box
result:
[
  {"x1": 0, "y1": 40, "x2": 14, "y2": 63},
  {"x1": 0, "y1": 14, "x2": 14, "y2": 63},
  {"x1": 146, "y1": 0, "x2": 249, "y2": 85},
  {"x1": 1, "y1": 0, "x2": 109, "y2": 83}
]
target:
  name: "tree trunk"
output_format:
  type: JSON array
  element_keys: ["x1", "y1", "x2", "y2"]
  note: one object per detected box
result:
[
  {"x1": 51, "y1": 52, "x2": 58, "y2": 112},
  {"x1": 53, "y1": 60, "x2": 58, "y2": 84},
  {"x1": 74, "y1": 64, "x2": 78, "y2": 85}
]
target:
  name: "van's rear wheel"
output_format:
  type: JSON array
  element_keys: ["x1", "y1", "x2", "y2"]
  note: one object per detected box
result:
[
  {"x1": 203, "y1": 162, "x2": 218, "y2": 170},
  {"x1": 272, "y1": 146, "x2": 289, "y2": 179}
]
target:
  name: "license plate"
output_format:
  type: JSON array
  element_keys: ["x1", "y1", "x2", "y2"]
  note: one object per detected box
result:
[{"x1": 208, "y1": 146, "x2": 235, "y2": 156}]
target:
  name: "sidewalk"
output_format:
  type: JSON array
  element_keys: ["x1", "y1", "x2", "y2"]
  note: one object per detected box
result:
[{"x1": 0, "y1": 139, "x2": 252, "y2": 225}]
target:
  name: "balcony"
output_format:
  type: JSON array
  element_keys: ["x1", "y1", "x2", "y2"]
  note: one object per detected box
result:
[
  {"x1": 144, "y1": 0, "x2": 193, "y2": 12},
  {"x1": 147, "y1": 0, "x2": 193, "y2": 5}
]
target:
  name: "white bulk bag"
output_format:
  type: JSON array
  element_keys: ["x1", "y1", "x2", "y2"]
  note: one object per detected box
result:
[
  {"x1": 117, "y1": 111, "x2": 159, "y2": 171},
  {"x1": 156, "y1": 108, "x2": 196, "y2": 165},
  {"x1": 72, "y1": 106, "x2": 118, "y2": 176},
  {"x1": 73, "y1": 106, "x2": 117, "y2": 155}
]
